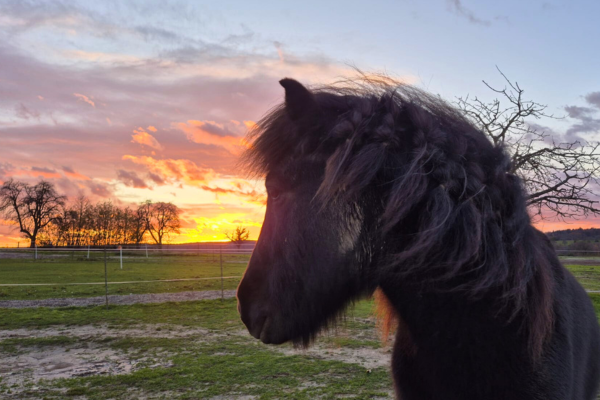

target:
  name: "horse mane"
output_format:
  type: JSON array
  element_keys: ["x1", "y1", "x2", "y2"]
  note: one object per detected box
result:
[{"x1": 242, "y1": 75, "x2": 554, "y2": 359}]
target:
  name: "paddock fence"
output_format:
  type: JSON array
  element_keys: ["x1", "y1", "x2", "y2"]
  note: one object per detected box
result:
[
  {"x1": 0, "y1": 243, "x2": 254, "y2": 305},
  {"x1": 2, "y1": 245, "x2": 600, "y2": 305}
]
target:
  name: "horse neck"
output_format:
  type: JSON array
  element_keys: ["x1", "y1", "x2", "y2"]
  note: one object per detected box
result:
[{"x1": 376, "y1": 224, "x2": 556, "y2": 350}]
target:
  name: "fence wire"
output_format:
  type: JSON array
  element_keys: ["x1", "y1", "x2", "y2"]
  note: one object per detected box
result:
[{"x1": 0, "y1": 244, "x2": 254, "y2": 305}]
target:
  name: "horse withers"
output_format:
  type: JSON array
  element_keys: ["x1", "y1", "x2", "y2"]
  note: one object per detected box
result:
[{"x1": 237, "y1": 77, "x2": 600, "y2": 399}]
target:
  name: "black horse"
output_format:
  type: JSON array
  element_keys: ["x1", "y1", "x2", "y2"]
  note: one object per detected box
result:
[{"x1": 237, "y1": 76, "x2": 600, "y2": 399}]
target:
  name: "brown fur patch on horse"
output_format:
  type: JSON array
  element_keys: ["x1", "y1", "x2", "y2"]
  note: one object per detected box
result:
[
  {"x1": 373, "y1": 288, "x2": 417, "y2": 356},
  {"x1": 374, "y1": 288, "x2": 398, "y2": 342}
]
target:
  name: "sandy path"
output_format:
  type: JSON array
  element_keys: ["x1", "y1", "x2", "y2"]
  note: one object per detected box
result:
[{"x1": 0, "y1": 289, "x2": 236, "y2": 308}]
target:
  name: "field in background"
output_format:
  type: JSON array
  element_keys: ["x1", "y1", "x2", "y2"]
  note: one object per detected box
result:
[
  {"x1": 1, "y1": 250, "x2": 600, "y2": 399},
  {"x1": 0, "y1": 247, "x2": 250, "y2": 300}
]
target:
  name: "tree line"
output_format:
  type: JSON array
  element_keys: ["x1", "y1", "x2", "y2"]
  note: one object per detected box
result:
[
  {"x1": 547, "y1": 228, "x2": 600, "y2": 242},
  {"x1": 0, "y1": 179, "x2": 181, "y2": 248}
]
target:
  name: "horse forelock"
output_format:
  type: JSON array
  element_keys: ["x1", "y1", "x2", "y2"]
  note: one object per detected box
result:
[{"x1": 242, "y1": 75, "x2": 554, "y2": 361}]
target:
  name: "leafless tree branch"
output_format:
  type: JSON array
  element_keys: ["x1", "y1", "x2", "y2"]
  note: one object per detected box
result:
[{"x1": 457, "y1": 68, "x2": 600, "y2": 220}]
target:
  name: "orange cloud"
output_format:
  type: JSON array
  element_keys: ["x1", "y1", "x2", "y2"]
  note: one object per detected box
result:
[
  {"x1": 123, "y1": 155, "x2": 214, "y2": 186},
  {"x1": 73, "y1": 93, "x2": 95, "y2": 107},
  {"x1": 147, "y1": 126, "x2": 157, "y2": 132},
  {"x1": 131, "y1": 127, "x2": 164, "y2": 150},
  {"x1": 201, "y1": 184, "x2": 266, "y2": 205},
  {"x1": 173, "y1": 120, "x2": 252, "y2": 153},
  {"x1": 243, "y1": 120, "x2": 257, "y2": 130},
  {"x1": 274, "y1": 41, "x2": 285, "y2": 62}
]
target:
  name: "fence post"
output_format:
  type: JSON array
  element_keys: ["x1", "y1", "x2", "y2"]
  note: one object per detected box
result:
[
  {"x1": 34, "y1": 244, "x2": 37, "y2": 260},
  {"x1": 220, "y1": 245, "x2": 224, "y2": 300},
  {"x1": 104, "y1": 247, "x2": 109, "y2": 309},
  {"x1": 145, "y1": 244, "x2": 148, "y2": 258},
  {"x1": 87, "y1": 245, "x2": 90, "y2": 259},
  {"x1": 119, "y1": 246, "x2": 123, "y2": 270}
]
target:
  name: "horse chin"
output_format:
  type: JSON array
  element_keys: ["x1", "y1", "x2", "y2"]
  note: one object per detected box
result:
[
  {"x1": 256, "y1": 318, "x2": 289, "y2": 345},
  {"x1": 255, "y1": 315, "x2": 313, "y2": 346}
]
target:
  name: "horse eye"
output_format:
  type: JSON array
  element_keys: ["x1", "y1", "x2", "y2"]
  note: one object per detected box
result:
[{"x1": 270, "y1": 190, "x2": 281, "y2": 200}]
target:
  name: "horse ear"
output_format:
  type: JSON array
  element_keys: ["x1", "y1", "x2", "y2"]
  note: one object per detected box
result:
[{"x1": 279, "y1": 78, "x2": 319, "y2": 121}]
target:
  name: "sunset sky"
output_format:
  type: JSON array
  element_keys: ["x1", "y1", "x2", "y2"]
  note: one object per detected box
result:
[{"x1": 1, "y1": 0, "x2": 599, "y2": 245}]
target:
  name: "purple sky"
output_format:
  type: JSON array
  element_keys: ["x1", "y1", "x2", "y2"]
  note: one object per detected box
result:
[{"x1": 1, "y1": 0, "x2": 599, "y2": 244}]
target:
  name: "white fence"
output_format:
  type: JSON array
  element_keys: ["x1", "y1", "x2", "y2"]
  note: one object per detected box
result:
[
  {"x1": 0, "y1": 244, "x2": 254, "y2": 306},
  {"x1": 0, "y1": 243, "x2": 254, "y2": 260}
]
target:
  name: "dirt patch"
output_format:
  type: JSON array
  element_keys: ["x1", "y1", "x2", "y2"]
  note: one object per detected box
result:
[
  {"x1": 276, "y1": 342, "x2": 392, "y2": 370},
  {"x1": 0, "y1": 343, "x2": 172, "y2": 388},
  {"x1": 1, "y1": 323, "x2": 391, "y2": 372},
  {"x1": 0, "y1": 323, "x2": 213, "y2": 341},
  {"x1": 0, "y1": 289, "x2": 236, "y2": 308},
  {"x1": 231, "y1": 327, "x2": 391, "y2": 370},
  {"x1": 0, "y1": 325, "x2": 187, "y2": 397},
  {"x1": 227, "y1": 326, "x2": 391, "y2": 370},
  {"x1": 0, "y1": 324, "x2": 393, "y2": 400}
]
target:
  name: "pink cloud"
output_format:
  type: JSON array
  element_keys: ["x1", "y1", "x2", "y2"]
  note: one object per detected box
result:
[
  {"x1": 10, "y1": 166, "x2": 61, "y2": 179},
  {"x1": 62, "y1": 166, "x2": 90, "y2": 180},
  {"x1": 73, "y1": 93, "x2": 95, "y2": 107},
  {"x1": 116, "y1": 169, "x2": 149, "y2": 189},
  {"x1": 85, "y1": 180, "x2": 113, "y2": 198}
]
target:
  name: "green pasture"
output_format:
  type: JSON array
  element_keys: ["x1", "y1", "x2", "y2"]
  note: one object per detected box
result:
[
  {"x1": 1, "y1": 295, "x2": 599, "y2": 399},
  {"x1": 0, "y1": 255, "x2": 249, "y2": 300},
  {"x1": 565, "y1": 264, "x2": 600, "y2": 291},
  {"x1": 1, "y1": 254, "x2": 600, "y2": 300},
  {"x1": 1, "y1": 258, "x2": 600, "y2": 398}
]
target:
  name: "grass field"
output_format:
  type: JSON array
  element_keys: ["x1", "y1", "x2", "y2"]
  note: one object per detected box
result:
[
  {"x1": 2, "y1": 254, "x2": 600, "y2": 300},
  {"x1": 0, "y1": 299, "x2": 393, "y2": 399},
  {"x1": 1, "y1": 257, "x2": 600, "y2": 399},
  {"x1": 566, "y1": 264, "x2": 600, "y2": 291},
  {"x1": 0, "y1": 255, "x2": 248, "y2": 300}
]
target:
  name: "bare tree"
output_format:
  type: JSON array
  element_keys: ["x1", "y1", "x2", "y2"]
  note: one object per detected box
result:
[
  {"x1": 47, "y1": 195, "x2": 92, "y2": 247},
  {"x1": 457, "y1": 68, "x2": 600, "y2": 220},
  {"x1": 0, "y1": 181, "x2": 182, "y2": 247},
  {"x1": 94, "y1": 201, "x2": 119, "y2": 246},
  {"x1": 130, "y1": 205, "x2": 148, "y2": 245},
  {"x1": 42, "y1": 204, "x2": 75, "y2": 247},
  {"x1": 70, "y1": 195, "x2": 92, "y2": 246},
  {"x1": 0, "y1": 179, "x2": 67, "y2": 247},
  {"x1": 225, "y1": 226, "x2": 250, "y2": 249},
  {"x1": 143, "y1": 201, "x2": 181, "y2": 246}
]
